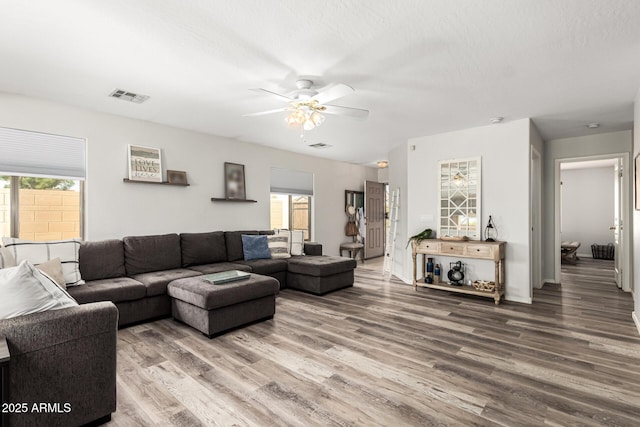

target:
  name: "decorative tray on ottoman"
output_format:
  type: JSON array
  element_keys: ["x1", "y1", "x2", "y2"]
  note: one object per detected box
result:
[{"x1": 202, "y1": 270, "x2": 251, "y2": 285}]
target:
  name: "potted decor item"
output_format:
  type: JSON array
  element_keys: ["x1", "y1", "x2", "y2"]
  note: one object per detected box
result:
[{"x1": 406, "y1": 228, "x2": 433, "y2": 248}]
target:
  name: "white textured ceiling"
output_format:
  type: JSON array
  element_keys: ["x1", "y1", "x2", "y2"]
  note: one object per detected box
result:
[{"x1": 1, "y1": 0, "x2": 640, "y2": 165}]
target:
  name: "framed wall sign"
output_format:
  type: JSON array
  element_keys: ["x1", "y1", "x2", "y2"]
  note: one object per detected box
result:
[
  {"x1": 128, "y1": 145, "x2": 162, "y2": 182},
  {"x1": 224, "y1": 162, "x2": 246, "y2": 200}
]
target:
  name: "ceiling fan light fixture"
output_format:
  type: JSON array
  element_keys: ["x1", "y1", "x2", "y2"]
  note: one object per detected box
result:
[{"x1": 309, "y1": 111, "x2": 325, "y2": 127}]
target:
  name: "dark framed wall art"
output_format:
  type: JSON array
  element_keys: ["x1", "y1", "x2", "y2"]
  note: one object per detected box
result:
[{"x1": 224, "y1": 162, "x2": 246, "y2": 200}]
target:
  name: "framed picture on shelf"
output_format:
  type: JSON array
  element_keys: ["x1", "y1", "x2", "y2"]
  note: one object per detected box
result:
[
  {"x1": 128, "y1": 145, "x2": 162, "y2": 182},
  {"x1": 167, "y1": 170, "x2": 188, "y2": 185},
  {"x1": 224, "y1": 162, "x2": 246, "y2": 200}
]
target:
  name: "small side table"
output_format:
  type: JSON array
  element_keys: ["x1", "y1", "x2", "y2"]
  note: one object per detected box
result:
[{"x1": 340, "y1": 242, "x2": 365, "y2": 263}]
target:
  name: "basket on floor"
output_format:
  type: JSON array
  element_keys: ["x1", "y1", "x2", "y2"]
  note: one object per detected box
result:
[{"x1": 591, "y1": 243, "x2": 614, "y2": 260}]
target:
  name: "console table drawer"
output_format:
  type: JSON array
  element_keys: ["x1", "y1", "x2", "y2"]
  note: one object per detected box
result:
[
  {"x1": 465, "y1": 244, "x2": 494, "y2": 259},
  {"x1": 416, "y1": 241, "x2": 439, "y2": 253},
  {"x1": 439, "y1": 244, "x2": 464, "y2": 256}
]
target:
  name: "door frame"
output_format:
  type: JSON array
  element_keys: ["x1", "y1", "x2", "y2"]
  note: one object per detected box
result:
[
  {"x1": 554, "y1": 152, "x2": 631, "y2": 291},
  {"x1": 530, "y1": 146, "x2": 542, "y2": 294}
]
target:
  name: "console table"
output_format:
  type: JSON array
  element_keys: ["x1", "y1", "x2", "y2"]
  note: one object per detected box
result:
[{"x1": 412, "y1": 239, "x2": 506, "y2": 304}]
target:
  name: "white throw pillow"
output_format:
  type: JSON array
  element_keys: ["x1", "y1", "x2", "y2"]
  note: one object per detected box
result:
[
  {"x1": 274, "y1": 229, "x2": 305, "y2": 256},
  {"x1": 0, "y1": 260, "x2": 78, "y2": 320},
  {"x1": 267, "y1": 234, "x2": 291, "y2": 259},
  {"x1": 0, "y1": 246, "x2": 17, "y2": 269},
  {"x1": 1, "y1": 237, "x2": 84, "y2": 287}
]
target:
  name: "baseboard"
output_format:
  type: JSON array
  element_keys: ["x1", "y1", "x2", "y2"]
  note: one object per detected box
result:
[
  {"x1": 543, "y1": 278, "x2": 560, "y2": 285},
  {"x1": 505, "y1": 295, "x2": 532, "y2": 304},
  {"x1": 633, "y1": 311, "x2": 640, "y2": 337}
]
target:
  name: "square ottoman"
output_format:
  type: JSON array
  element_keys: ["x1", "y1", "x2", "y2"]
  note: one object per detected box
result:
[
  {"x1": 286, "y1": 256, "x2": 357, "y2": 295},
  {"x1": 167, "y1": 273, "x2": 280, "y2": 337}
]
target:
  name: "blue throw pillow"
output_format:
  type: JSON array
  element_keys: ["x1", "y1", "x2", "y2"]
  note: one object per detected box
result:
[{"x1": 241, "y1": 234, "x2": 272, "y2": 261}]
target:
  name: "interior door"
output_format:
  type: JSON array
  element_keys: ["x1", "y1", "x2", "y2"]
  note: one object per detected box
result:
[
  {"x1": 364, "y1": 180, "x2": 385, "y2": 259},
  {"x1": 613, "y1": 159, "x2": 623, "y2": 288}
]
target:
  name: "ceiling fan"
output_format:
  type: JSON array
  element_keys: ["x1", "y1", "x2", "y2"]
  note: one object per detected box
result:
[{"x1": 244, "y1": 79, "x2": 369, "y2": 132}]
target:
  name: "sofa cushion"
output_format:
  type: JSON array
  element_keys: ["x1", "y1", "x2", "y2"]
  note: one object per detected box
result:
[
  {"x1": 286, "y1": 255, "x2": 357, "y2": 276},
  {"x1": 186, "y1": 262, "x2": 251, "y2": 275},
  {"x1": 241, "y1": 234, "x2": 271, "y2": 261},
  {"x1": 131, "y1": 268, "x2": 201, "y2": 297},
  {"x1": 79, "y1": 239, "x2": 126, "y2": 281},
  {"x1": 2, "y1": 237, "x2": 84, "y2": 286},
  {"x1": 0, "y1": 246, "x2": 17, "y2": 269},
  {"x1": 180, "y1": 231, "x2": 227, "y2": 266},
  {"x1": 225, "y1": 231, "x2": 258, "y2": 261},
  {"x1": 274, "y1": 229, "x2": 305, "y2": 255},
  {"x1": 236, "y1": 258, "x2": 289, "y2": 275},
  {"x1": 267, "y1": 234, "x2": 291, "y2": 259},
  {"x1": 67, "y1": 277, "x2": 146, "y2": 304},
  {"x1": 0, "y1": 260, "x2": 78, "y2": 319},
  {"x1": 124, "y1": 234, "x2": 182, "y2": 275}
]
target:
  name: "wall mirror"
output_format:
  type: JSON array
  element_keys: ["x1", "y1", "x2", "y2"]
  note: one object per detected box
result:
[{"x1": 438, "y1": 157, "x2": 481, "y2": 239}]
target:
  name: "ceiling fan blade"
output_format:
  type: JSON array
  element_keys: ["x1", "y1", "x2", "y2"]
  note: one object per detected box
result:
[
  {"x1": 323, "y1": 104, "x2": 369, "y2": 119},
  {"x1": 242, "y1": 107, "x2": 288, "y2": 117},
  {"x1": 311, "y1": 83, "x2": 354, "y2": 104},
  {"x1": 250, "y1": 88, "x2": 293, "y2": 102}
]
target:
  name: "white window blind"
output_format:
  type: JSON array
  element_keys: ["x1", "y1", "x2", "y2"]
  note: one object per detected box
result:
[
  {"x1": 0, "y1": 127, "x2": 86, "y2": 179},
  {"x1": 270, "y1": 167, "x2": 314, "y2": 196}
]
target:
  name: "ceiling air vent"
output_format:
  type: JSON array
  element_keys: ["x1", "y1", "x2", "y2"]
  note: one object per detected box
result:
[
  {"x1": 108, "y1": 89, "x2": 150, "y2": 104},
  {"x1": 308, "y1": 142, "x2": 332, "y2": 149}
]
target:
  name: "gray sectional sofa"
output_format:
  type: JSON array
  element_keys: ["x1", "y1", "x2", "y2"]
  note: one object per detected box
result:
[
  {"x1": 72, "y1": 230, "x2": 356, "y2": 326},
  {"x1": 1, "y1": 229, "x2": 356, "y2": 426}
]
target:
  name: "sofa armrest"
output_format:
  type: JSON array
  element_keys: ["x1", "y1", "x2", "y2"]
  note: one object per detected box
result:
[
  {"x1": 304, "y1": 242, "x2": 323, "y2": 256},
  {"x1": 0, "y1": 302, "x2": 118, "y2": 426}
]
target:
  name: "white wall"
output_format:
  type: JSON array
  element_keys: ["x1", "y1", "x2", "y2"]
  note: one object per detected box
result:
[
  {"x1": 0, "y1": 92, "x2": 377, "y2": 254},
  {"x1": 543, "y1": 131, "x2": 632, "y2": 282},
  {"x1": 393, "y1": 119, "x2": 532, "y2": 303},
  {"x1": 560, "y1": 167, "x2": 615, "y2": 257}
]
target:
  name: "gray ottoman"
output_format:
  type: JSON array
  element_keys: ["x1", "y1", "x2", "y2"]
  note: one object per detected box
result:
[
  {"x1": 286, "y1": 256, "x2": 357, "y2": 295},
  {"x1": 167, "y1": 273, "x2": 280, "y2": 337}
]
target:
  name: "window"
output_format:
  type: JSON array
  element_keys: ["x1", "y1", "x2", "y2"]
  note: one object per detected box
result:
[
  {"x1": 269, "y1": 168, "x2": 313, "y2": 240},
  {"x1": 0, "y1": 127, "x2": 85, "y2": 241},
  {"x1": 270, "y1": 194, "x2": 311, "y2": 240}
]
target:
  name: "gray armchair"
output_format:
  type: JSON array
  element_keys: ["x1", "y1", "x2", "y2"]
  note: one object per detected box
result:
[{"x1": 0, "y1": 302, "x2": 118, "y2": 427}]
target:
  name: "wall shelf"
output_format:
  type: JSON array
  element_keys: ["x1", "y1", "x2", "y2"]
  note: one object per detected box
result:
[
  {"x1": 211, "y1": 198, "x2": 257, "y2": 203},
  {"x1": 123, "y1": 178, "x2": 189, "y2": 187}
]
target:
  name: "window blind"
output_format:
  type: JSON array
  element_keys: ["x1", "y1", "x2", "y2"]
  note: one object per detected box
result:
[
  {"x1": 0, "y1": 127, "x2": 86, "y2": 179},
  {"x1": 270, "y1": 167, "x2": 314, "y2": 196}
]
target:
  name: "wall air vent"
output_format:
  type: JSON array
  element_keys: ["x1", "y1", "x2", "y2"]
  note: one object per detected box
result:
[
  {"x1": 108, "y1": 89, "x2": 150, "y2": 104},
  {"x1": 308, "y1": 142, "x2": 332, "y2": 149}
]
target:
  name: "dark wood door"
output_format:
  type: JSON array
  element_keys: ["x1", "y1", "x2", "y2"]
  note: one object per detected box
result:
[{"x1": 364, "y1": 180, "x2": 385, "y2": 259}]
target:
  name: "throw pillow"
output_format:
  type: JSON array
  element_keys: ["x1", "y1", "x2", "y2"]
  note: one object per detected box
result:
[
  {"x1": 1, "y1": 237, "x2": 84, "y2": 287},
  {"x1": 36, "y1": 257, "x2": 66, "y2": 289},
  {"x1": 267, "y1": 234, "x2": 291, "y2": 259},
  {"x1": 0, "y1": 246, "x2": 17, "y2": 269},
  {"x1": 274, "y1": 229, "x2": 305, "y2": 256},
  {"x1": 241, "y1": 234, "x2": 272, "y2": 261},
  {"x1": 0, "y1": 260, "x2": 78, "y2": 320}
]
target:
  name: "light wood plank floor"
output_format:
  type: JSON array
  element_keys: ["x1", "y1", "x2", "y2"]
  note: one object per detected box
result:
[{"x1": 108, "y1": 258, "x2": 640, "y2": 426}]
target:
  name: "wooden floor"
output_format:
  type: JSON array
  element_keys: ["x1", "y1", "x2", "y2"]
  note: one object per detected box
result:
[{"x1": 108, "y1": 258, "x2": 640, "y2": 426}]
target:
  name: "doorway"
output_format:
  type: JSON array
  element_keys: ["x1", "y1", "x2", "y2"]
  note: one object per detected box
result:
[
  {"x1": 364, "y1": 180, "x2": 385, "y2": 259},
  {"x1": 530, "y1": 147, "x2": 542, "y2": 295},
  {"x1": 554, "y1": 154, "x2": 631, "y2": 292}
]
